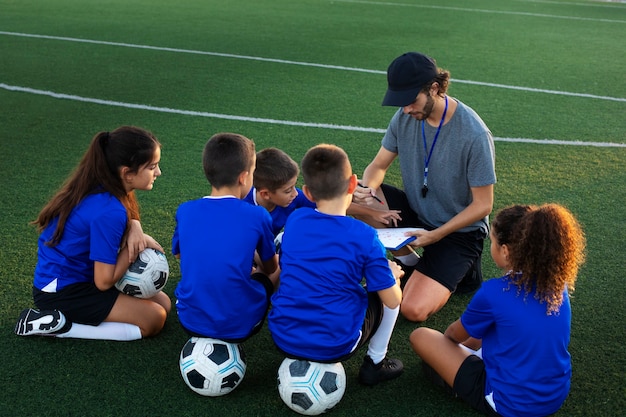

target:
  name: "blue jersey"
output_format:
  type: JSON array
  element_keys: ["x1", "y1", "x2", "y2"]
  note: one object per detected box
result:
[
  {"x1": 173, "y1": 196, "x2": 276, "y2": 340},
  {"x1": 461, "y1": 276, "x2": 572, "y2": 417},
  {"x1": 244, "y1": 187, "x2": 316, "y2": 236},
  {"x1": 268, "y1": 208, "x2": 396, "y2": 361},
  {"x1": 34, "y1": 192, "x2": 127, "y2": 292}
]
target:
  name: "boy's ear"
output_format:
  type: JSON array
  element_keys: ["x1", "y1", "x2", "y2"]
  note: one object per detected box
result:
[
  {"x1": 238, "y1": 170, "x2": 249, "y2": 186},
  {"x1": 347, "y1": 174, "x2": 358, "y2": 194},
  {"x1": 302, "y1": 185, "x2": 316, "y2": 202},
  {"x1": 257, "y1": 188, "x2": 271, "y2": 200}
]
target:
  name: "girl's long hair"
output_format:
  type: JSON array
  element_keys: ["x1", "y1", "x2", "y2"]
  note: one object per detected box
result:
[
  {"x1": 33, "y1": 126, "x2": 160, "y2": 246},
  {"x1": 508, "y1": 203, "x2": 586, "y2": 314}
]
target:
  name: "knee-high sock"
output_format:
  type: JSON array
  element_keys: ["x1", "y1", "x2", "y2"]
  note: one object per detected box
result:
[
  {"x1": 367, "y1": 305, "x2": 400, "y2": 364},
  {"x1": 56, "y1": 322, "x2": 142, "y2": 341}
]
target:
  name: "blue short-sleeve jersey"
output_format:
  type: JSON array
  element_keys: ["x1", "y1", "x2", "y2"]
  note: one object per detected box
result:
[
  {"x1": 461, "y1": 276, "x2": 572, "y2": 417},
  {"x1": 268, "y1": 208, "x2": 396, "y2": 361},
  {"x1": 34, "y1": 192, "x2": 127, "y2": 292},
  {"x1": 173, "y1": 196, "x2": 276, "y2": 340},
  {"x1": 244, "y1": 187, "x2": 316, "y2": 236}
]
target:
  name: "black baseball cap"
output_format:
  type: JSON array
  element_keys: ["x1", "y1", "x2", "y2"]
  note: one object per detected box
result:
[{"x1": 382, "y1": 52, "x2": 438, "y2": 107}]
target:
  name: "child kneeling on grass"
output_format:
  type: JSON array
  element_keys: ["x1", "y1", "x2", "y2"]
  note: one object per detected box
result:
[
  {"x1": 172, "y1": 133, "x2": 278, "y2": 345},
  {"x1": 268, "y1": 144, "x2": 405, "y2": 386},
  {"x1": 410, "y1": 203, "x2": 586, "y2": 416}
]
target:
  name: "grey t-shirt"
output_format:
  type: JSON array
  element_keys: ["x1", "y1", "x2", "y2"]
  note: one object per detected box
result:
[{"x1": 381, "y1": 98, "x2": 496, "y2": 234}]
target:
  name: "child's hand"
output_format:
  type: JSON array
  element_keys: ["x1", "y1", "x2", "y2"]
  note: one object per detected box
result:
[
  {"x1": 370, "y1": 208, "x2": 402, "y2": 227},
  {"x1": 388, "y1": 259, "x2": 405, "y2": 283},
  {"x1": 125, "y1": 220, "x2": 164, "y2": 261},
  {"x1": 125, "y1": 220, "x2": 146, "y2": 261},
  {"x1": 143, "y1": 234, "x2": 165, "y2": 254}
]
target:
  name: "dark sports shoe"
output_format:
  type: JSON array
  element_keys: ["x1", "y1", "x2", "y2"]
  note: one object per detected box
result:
[
  {"x1": 421, "y1": 361, "x2": 457, "y2": 397},
  {"x1": 14, "y1": 308, "x2": 67, "y2": 336},
  {"x1": 358, "y1": 355, "x2": 404, "y2": 386}
]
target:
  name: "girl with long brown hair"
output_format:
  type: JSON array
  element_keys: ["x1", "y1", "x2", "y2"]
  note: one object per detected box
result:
[{"x1": 15, "y1": 126, "x2": 170, "y2": 341}]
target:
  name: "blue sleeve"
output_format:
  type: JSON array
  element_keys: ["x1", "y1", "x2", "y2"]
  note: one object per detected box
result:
[
  {"x1": 257, "y1": 209, "x2": 277, "y2": 262},
  {"x1": 362, "y1": 228, "x2": 396, "y2": 292},
  {"x1": 172, "y1": 207, "x2": 181, "y2": 256},
  {"x1": 460, "y1": 285, "x2": 495, "y2": 339},
  {"x1": 90, "y1": 207, "x2": 126, "y2": 265}
]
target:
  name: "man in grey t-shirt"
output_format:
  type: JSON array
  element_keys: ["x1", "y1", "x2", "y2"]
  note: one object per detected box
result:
[{"x1": 353, "y1": 52, "x2": 496, "y2": 323}]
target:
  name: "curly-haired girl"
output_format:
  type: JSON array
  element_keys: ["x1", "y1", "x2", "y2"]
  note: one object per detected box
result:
[{"x1": 410, "y1": 203, "x2": 586, "y2": 416}]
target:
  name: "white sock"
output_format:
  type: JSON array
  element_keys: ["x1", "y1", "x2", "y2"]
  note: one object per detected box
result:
[
  {"x1": 367, "y1": 305, "x2": 400, "y2": 364},
  {"x1": 56, "y1": 322, "x2": 142, "y2": 341},
  {"x1": 395, "y1": 251, "x2": 419, "y2": 267}
]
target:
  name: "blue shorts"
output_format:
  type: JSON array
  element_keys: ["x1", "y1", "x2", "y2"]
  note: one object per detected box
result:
[
  {"x1": 381, "y1": 184, "x2": 485, "y2": 292},
  {"x1": 33, "y1": 282, "x2": 119, "y2": 326}
]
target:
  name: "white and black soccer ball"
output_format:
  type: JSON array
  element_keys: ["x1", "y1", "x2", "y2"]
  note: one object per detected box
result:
[
  {"x1": 115, "y1": 248, "x2": 169, "y2": 299},
  {"x1": 277, "y1": 358, "x2": 346, "y2": 415},
  {"x1": 179, "y1": 337, "x2": 247, "y2": 397}
]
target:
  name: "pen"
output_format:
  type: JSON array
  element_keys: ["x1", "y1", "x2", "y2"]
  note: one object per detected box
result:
[{"x1": 358, "y1": 183, "x2": 384, "y2": 205}]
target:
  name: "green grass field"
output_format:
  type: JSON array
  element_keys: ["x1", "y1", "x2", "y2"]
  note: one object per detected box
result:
[{"x1": 1, "y1": 0, "x2": 625, "y2": 416}]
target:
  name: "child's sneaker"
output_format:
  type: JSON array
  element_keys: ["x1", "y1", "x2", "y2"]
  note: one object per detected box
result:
[
  {"x1": 14, "y1": 308, "x2": 67, "y2": 336},
  {"x1": 358, "y1": 355, "x2": 403, "y2": 386}
]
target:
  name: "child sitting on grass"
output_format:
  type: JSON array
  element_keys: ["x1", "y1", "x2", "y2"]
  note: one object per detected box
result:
[
  {"x1": 172, "y1": 132, "x2": 278, "y2": 343},
  {"x1": 410, "y1": 203, "x2": 586, "y2": 416},
  {"x1": 14, "y1": 126, "x2": 170, "y2": 341},
  {"x1": 268, "y1": 143, "x2": 405, "y2": 386}
]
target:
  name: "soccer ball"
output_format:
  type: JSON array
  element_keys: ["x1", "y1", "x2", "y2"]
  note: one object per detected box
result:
[
  {"x1": 277, "y1": 358, "x2": 346, "y2": 415},
  {"x1": 115, "y1": 248, "x2": 169, "y2": 298},
  {"x1": 179, "y1": 337, "x2": 247, "y2": 397}
]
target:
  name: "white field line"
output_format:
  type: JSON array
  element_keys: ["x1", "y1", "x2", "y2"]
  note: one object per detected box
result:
[
  {"x1": 2, "y1": 83, "x2": 624, "y2": 148},
  {"x1": 335, "y1": 0, "x2": 626, "y2": 23},
  {"x1": 515, "y1": 0, "x2": 626, "y2": 8},
  {"x1": 1, "y1": 31, "x2": 625, "y2": 103}
]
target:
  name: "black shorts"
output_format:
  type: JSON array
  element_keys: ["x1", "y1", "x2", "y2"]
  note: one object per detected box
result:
[
  {"x1": 454, "y1": 355, "x2": 501, "y2": 416},
  {"x1": 33, "y1": 282, "x2": 120, "y2": 326},
  {"x1": 381, "y1": 184, "x2": 486, "y2": 292},
  {"x1": 182, "y1": 272, "x2": 274, "y2": 344}
]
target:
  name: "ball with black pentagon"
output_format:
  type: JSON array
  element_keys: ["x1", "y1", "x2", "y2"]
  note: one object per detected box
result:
[{"x1": 179, "y1": 337, "x2": 247, "y2": 397}]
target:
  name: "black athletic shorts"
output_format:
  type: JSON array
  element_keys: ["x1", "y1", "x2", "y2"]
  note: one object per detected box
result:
[
  {"x1": 454, "y1": 355, "x2": 501, "y2": 416},
  {"x1": 33, "y1": 282, "x2": 120, "y2": 326},
  {"x1": 381, "y1": 184, "x2": 486, "y2": 292}
]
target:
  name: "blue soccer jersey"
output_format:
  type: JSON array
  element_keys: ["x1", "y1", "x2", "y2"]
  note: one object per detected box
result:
[
  {"x1": 173, "y1": 196, "x2": 276, "y2": 340},
  {"x1": 244, "y1": 187, "x2": 316, "y2": 236},
  {"x1": 461, "y1": 276, "x2": 572, "y2": 417},
  {"x1": 34, "y1": 192, "x2": 127, "y2": 293},
  {"x1": 268, "y1": 207, "x2": 396, "y2": 361}
]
